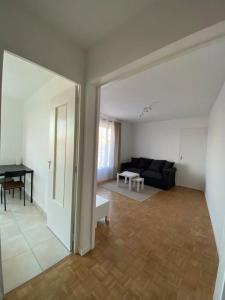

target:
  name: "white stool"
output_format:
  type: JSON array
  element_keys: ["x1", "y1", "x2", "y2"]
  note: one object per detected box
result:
[{"x1": 132, "y1": 177, "x2": 144, "y2": 192}]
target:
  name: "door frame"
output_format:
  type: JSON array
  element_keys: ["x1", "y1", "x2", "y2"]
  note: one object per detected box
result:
[
  {"x1": 90, "y1": 21, "x2": 225, "y2": 250},
  {"x1": 0, "y1": 50, "x2": 82, "y2": 253},
  {"x1": 72, "y1": 84, "x2": 82, "y2": 253},
  {"x1": 88, "y1": 22, "x2": 225, "y2": 300}
]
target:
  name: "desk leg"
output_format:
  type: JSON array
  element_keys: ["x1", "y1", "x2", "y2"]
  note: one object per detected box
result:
[{"x1": 31, "y1": 172, "x2": 33, "y2": 203}]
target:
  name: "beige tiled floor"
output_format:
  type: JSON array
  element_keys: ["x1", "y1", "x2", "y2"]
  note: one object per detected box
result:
[{"x1": 0, "y1": 192, "x2": 69, "y2": 293}]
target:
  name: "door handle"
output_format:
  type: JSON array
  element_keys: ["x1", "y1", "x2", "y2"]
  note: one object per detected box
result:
[
  {"x1": 48, "y1": 160, "x2": 52, "y2": 169},
  {"x1": 180, "y1": 155, "x2": 183, "y2": 160}
]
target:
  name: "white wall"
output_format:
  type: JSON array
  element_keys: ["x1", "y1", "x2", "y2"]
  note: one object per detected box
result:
[
  {"x1": 87, "y1": 0, "x2": 225, "y2": 80},
  {"x1": 22, "y1": 75, "x2": 74, "y2": 212},
  {"x1": 0, "y1": 1, "x2": 86, "y2": 255},
  {"x1": 0, "y1": 96, "x2": 23, "y2": 164},
  {"x1": 132, "y1": 118, "x2": 208, "y2": 189},
  {"x1": 120, "y1": 122, "x2": 133, "y2": 163},
  {"x1": 206, "y1": 80, "x2": 225, "y2": 256},
  {"x1": 0, "y1": 2, "x2": 84, "y2": 84},
  {"x1": 206, "y1": 80, "x2": 225, "y2": 300}
]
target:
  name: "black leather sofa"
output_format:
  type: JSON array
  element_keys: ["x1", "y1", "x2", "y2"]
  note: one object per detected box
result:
[{"x1": 120, "y1": 157, "x2": 176, "y2": 190}]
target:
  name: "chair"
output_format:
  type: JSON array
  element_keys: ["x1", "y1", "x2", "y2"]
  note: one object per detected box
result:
[
  {"x1": 1, "y1": 171, "x2": 26, "y2": 211},
  {"x1": 0, "y1": 177, "x2": 14, "y2": 195}
]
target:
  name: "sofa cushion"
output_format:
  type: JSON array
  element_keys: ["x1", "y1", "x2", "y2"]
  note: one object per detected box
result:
[
  {"x1": 142, "y1": 170, "x2": 163, "y2": 180},
  {"x1": 149, "y1": 160, "x2": 165, "y2": 172},
  {"x1": 138, "y1": 158, "x2": 152, "y2": 169},
  {"x1": 163, "y1": 161, "x2": 175, "y2": 170},
  {"x1": 131, "y1": 157, "x2": 140, "y2": 168},
  {"x1": 127, "y1": 167, "x2": 143, "y2": 174}
]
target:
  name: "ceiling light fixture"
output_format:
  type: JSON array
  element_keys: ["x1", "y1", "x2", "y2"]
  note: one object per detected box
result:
[{"x1": 139, "y1": 102, "x2": 158, "y2": 119}]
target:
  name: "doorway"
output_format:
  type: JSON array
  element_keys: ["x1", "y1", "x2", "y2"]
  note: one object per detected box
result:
[
  {"x1": 178, "y1": 127, "x2": 208, "y2": 191},
  {"x1": 0, "y1": 51, "x2": 79, "y2": 293}
]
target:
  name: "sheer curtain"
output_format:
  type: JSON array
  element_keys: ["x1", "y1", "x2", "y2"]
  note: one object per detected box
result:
[
  {"x1": 97, "y1": 119, "x2": 115, "y2": 182},
  {"x1": 113, "y1": 121, "x2": 121, "y2": 176}
]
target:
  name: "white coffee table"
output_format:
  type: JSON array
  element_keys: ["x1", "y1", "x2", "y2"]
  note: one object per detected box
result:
[
  {"x1": 132, "y1": 177, "x2": 144, "y2": 192},
  {"x1": 117, "y1": 171, "x2": 139, "y2": 191}
]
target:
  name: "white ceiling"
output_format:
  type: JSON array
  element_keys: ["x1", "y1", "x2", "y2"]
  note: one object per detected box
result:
[
  {"x1": 2, "y1": 52, "x2": 54, "y2": 101},
  {"x1": 15, "y1": 0, "x2": 156, "y2": 49},
  {"x1": 101, "y1": 39, "x2": 225, "y2": 123}
]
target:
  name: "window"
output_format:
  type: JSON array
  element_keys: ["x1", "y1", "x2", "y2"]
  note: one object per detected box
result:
[{"x1": 97, "y1": 119, "x2": 115, "y2": 181}]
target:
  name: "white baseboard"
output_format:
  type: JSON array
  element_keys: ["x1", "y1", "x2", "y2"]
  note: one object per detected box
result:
[
  {"x1": 33, "y1": 200, "x2": 47, "y2": 218},
  {"x1": 25, "y1": 191, "x2": 47, "y2": 218}
]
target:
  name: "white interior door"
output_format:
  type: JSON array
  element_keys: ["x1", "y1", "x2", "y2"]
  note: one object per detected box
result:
[
  {"x1": 47, "y1": 86, "x2": 76, "y2": 251},
  {"x1": 178, "y1": 127, "x2": 207, "y2": 191}
]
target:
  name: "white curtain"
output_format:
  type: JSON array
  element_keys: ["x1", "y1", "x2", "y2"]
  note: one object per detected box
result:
[{"x1": 97, "y1": 119, "x2": 115, "y2": 182}]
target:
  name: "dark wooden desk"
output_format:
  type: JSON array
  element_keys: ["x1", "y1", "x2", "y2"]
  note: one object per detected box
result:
[{"x1": 0, "y1": 164, "x2": 34, "y2": 203}]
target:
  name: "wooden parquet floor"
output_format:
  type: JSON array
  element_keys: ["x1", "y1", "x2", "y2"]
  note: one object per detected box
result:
[{"x1": 5, "y1": 186, "x2": 218, "y2": 300}]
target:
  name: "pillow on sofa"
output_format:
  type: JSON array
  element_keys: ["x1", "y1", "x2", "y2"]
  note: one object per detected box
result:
[
  {"x1": 149, "y1": 160, "x2": 165, "y2": 172},
  {"x1": 127, "y1": 167, "x2": 143, "y2": 174},
  {"x1": 163, "y1": 161, "x2": 175, "y2": 170},
  {"x1": 142, "y1": 170, "x2": 163, "y2": 180},
  {"x1": 131, "y1": 157, "x2": 140, "y2": 167},
  {"x1": 138, "y1": 158, "x2": 152, "y2": 169}
]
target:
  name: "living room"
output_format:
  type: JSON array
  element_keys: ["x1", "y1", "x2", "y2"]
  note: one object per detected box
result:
[
  {"x1": 96, "y1": 37, "x2": 225, "y2": 198},
  {"x1": 94, "y1": 36, "x2": 225, "y2": 299}
]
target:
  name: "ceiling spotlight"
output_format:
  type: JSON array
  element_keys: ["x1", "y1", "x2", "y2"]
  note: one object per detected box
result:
[{"x1": 139, "y1": 102, "x2": 158, "y2": 119}]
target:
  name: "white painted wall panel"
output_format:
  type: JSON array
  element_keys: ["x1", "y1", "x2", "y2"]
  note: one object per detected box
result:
[
  {"x1": 206, "y1": 80, "x2": 225, "y2": 300},
  {"x1": 206, "y1": 80, "x2": 225, "y2": 257},
  {"x1": 0, "y1": 97, "x2": 23, "y2": 164}
]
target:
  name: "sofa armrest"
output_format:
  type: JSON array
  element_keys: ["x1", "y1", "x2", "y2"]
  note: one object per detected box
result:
[
  {"x1": 120, "y1": 162, "x2": 132, "y2": 172},
  {"x1": 163, "y1": 167, "x2": 176, "y2": 175},
  {"x1": 162, "y1": 167, "x2": 177, "y2": 189}
]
